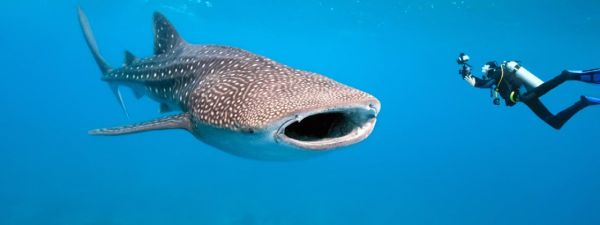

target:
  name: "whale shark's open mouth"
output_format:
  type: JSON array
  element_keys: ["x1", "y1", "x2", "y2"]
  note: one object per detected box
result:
[{"x1": 276, "y1": 105, "x2": 378, "y2": 150}]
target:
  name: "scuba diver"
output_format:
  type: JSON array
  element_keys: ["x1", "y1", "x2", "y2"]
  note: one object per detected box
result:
[{"x1": 457, "y1": 53, "x2": 600, "y2": 129}]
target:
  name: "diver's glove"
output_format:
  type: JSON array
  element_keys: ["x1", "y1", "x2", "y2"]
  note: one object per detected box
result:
[{"x1": 463, "y1": 74, "x2": 476, "y2": 86}]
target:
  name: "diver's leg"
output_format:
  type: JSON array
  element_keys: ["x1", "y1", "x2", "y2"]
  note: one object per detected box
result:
[
  {"x1": 522, "y1": 69, "x2": 600, "y2": 102},
  {"x1": 521, "y1": 71, "x2": 571, "y2": 102},
  {"x1": 523, "y1": 98, "x2": 561, "y2": 129},
  {"x1": 550, "y1": 97, "x2": 591, "y2": 129},
  {"x1": 568, "y1": 68, "x2": 600, "y2": 84},
  {"x1": 523, "y1": 97, "x2": 589, "y2": 130}
]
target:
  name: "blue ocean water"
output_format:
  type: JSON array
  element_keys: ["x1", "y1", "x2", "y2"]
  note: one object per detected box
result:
[{"x1": 1, "y1": 0, "x2": 600, "y2": 224}]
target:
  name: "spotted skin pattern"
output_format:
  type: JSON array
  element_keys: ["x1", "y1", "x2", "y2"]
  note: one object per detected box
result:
[
  {"x1": 79, "y1": 7, "x2": 380, "y2": 160},
  {"x1": 101, "y1": 13, "x2": 374, "y2": 131}
]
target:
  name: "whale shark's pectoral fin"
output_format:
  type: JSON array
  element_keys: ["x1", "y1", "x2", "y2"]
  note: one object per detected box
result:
[{"x1": 89, "y1": 113, "x2": 191, "y2": 136}]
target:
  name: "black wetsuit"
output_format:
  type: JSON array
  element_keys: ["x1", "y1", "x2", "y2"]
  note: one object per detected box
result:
[
  {"x1": 468, "y1": 65, "x2": 523, "y2": 106},
  {"x1": 463, "y1": 64, "x2": 591, "y2": 129}
]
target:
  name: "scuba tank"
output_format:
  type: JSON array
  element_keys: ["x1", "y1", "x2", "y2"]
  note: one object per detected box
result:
[{"x1": 504, "y1": 61, "x2": 544, "y2": 91}]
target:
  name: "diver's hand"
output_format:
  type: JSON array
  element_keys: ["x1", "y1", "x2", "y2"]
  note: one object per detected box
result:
[{"x1": 463, "y1": 74, "x2": 476, "y2": 87}]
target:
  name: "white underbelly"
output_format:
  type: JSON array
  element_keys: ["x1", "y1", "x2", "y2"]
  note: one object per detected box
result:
[{"x1": 190, "y1": 122, "x2": 327, "y2": 160}]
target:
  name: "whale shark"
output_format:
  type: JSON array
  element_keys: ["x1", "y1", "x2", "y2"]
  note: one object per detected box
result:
[{"x1": 78, "y1": 7, "x2": 381, "y2": 160}]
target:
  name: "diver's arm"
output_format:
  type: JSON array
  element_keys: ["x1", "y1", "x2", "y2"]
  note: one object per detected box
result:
[
  {"x1": 457, "y1": 53, "x2": 495, "y2": 88},
  {"x1": 464, "y1": 74, "x2": 495, "y2": 88}
]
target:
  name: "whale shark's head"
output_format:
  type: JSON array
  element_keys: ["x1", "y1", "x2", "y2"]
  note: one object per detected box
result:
[
  {"x1": 274, "y1": 101, "x2": 379, "y2": 151},
  {"x1": 190, "y1": 67, "x2": 380, "y2": 160}
]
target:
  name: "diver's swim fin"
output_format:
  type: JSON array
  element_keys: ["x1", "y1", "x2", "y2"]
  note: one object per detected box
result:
[
  {"x1": 581, "y1": 96, "x2": 600, "y2": 106},
  {"x1": 568, "y1": 69, "x2": 600, "y2": 84}
]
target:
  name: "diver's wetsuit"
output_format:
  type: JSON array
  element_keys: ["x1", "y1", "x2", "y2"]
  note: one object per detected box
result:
[{"x1": 462, "y1": 64, "x2": 597, "y2": 129}]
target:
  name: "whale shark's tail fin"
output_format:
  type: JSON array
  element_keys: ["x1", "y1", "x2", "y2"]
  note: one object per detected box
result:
[
  {"x1": 78, "y1": 6, "x2": 131, "y2": 118},
  {"x1": 77, "y1": 6, "x2": 112, "y2": 75}
]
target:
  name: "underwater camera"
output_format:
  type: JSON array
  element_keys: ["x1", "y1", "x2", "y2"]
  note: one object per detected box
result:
[
  {"x1": 457, "y1": 53, "x2": 471, "y2": 76},
  {"x1": 457, "y1": 53, "x2": 470, "y2": 65}
]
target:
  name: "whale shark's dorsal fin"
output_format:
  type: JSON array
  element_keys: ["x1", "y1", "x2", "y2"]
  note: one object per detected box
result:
[
  {"x1": 153, "y1": 12, "x2": 185, "y2": 55},
  {"x1": 123, "y1": 50, "x2": 138, "y2": 66},
  {"x1": 89, "y1": 113, "x2": 191, "y2": 135}
]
